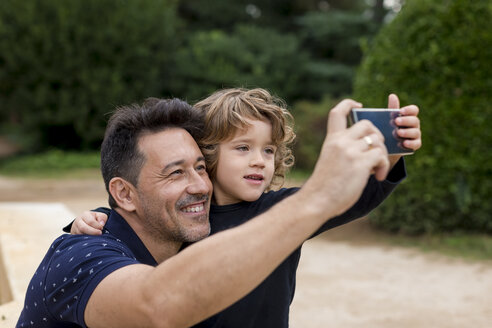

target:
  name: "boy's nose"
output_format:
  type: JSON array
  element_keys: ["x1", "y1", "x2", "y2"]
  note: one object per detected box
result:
[{"x1": 249, "y1": 150, "x2": 266, "y2": 167}]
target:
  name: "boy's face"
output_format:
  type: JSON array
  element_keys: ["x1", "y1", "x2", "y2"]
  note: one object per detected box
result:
[{"x1": 213, "y1": 118, "x2": 276, "y2": 205}]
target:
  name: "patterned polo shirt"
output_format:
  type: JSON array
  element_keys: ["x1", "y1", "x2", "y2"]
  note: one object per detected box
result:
[{"x1": 16, "y1": 210, "x2": 157, "y2": 327}]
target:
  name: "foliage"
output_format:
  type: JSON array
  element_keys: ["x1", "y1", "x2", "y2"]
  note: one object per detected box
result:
[
  {"x1": 290, "y1": 96, "x2": 339, "y2": 170},
  {"x1": 172, "y1": 13, "x2": 378, "y2": 104},
  {"x1": 173, "y1": 0, "x2": 386, "y2": 103},
  {"x1": 297, "y1": 10, "x2": 378, "y2": 64},
  {"x1": 177, "y1": 0, "x2": 375, "y2": 32},
  {"x1": 171, "y1": 25, "x2": 312, "y2": 104},
  {"x1": 0, "y1": 0, "x2": 180, "y2": 150},
  {"x1": 295, "y1": 10, "x2": 380, "y2": 98},
  {"x1": 0, "y1": 0, "x2": 394, "y2": 152},
  {"x1": 354, "y1": 0, "x2": 492, "y2": 234}
]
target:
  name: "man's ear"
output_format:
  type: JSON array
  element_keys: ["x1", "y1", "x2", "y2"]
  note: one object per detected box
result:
[{"x1": 109, "y1": 177, "x2": 138, "y2": 212}]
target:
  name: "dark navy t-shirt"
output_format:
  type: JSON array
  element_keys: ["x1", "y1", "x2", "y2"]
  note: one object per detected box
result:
[{"x1": 16, "y1": 210, "x2": 156, "y2": 328}]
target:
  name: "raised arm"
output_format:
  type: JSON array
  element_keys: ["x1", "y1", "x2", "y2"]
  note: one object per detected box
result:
[
  {"x1": 84, "y1": 99, "x2": 390, "y2": 328},
  {"x1": 312, "y1": 94, "x2": 421, "y2": 235}
]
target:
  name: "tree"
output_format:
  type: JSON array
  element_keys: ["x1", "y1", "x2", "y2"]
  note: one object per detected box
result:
[
  {"x1": 0, "y1": 0, "x2": 180, "y2": 150},
  {"x1": 354, "y1": 0, "x2": 492, "y2": 234},
  {"x1": 170, "y1": 25, "x2": 311, "y2": 104}
]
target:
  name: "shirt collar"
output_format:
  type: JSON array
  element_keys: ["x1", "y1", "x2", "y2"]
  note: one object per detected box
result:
[{"x1": 104, "y1": 210, "x2": 158, "y2": 266}]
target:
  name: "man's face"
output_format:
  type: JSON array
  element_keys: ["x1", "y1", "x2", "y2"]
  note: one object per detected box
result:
[{"x1": 135, "y1": 128, "x2": 213, "y2": 243}]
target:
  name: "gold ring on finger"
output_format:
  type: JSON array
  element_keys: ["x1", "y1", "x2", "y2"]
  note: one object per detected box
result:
[{"x1": 363, "y1": 136, "x2": 373, "y2": 149}]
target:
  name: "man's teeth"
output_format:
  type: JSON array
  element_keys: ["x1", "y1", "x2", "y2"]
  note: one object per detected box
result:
[{"x1": 183, "y1": 205, "x2": 204, "y2": 213}]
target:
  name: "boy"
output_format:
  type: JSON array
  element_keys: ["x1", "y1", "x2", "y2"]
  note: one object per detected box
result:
[{"x1": 69, "y1": 88, "x2": 421, "y2": 327}]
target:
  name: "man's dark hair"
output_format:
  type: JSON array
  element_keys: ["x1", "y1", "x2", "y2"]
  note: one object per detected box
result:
[{"x1": 101, "y1": 98, "x2": 205, "y2": 208}]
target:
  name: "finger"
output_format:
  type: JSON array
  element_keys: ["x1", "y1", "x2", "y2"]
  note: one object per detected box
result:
[
  {"x1": 83, "y1": 217, "x2": 101, "y2": 230},
  {"x1": 80, "y1": 225, "x2": 104, "y2": 236},
  {"x1": 366, "y1": 148, "x2": 390, "y2": 181},
  {"x1": 70, "y1": 222, "x2": 82, "y2": 235},
  {"x1": 400, "y1": 104, "x2": 419, "y2": 116},
  {"x1": 395, "y1": 116, "x2": 420, "y2": 128},
  {"x1": 396, "y1": 127, "x2": 421, "y2": 140},
  {"x1": 349, "y1": 120, "x2": 385, "y2": 144},
  {"x1": 95, "y1": 212, "x2": 109, "y2": 227},
  {"x1": 402, "y1": 138, "x2": 422, "y2": 151},
  {"x1": 388, "y1": 94, "x2": 400, "y2": 109},
  {"x1": 82, "y1": 212, "x2": 104, "y2": 230},
  {"x1": 359, "y1": 132, "x2": 385, "y2": 152},
  {"x1": 71, "y1": 218, "x2": 98, "y2": 235},
  {"x1": 328, "y1": 99, "x2": 362, "y2": 134}
]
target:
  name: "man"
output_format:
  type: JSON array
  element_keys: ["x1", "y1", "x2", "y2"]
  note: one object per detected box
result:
[{"x1": 17, "y1": 96, "x2": 393, "y2": 327}]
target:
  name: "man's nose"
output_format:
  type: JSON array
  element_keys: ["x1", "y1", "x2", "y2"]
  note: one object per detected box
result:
[{"x1": 187, "y1": 171, "x2": 211, "y2": 195}]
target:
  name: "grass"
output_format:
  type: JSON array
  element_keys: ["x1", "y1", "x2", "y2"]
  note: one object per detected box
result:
[
  {"x1": 1, "y1": 152, "x2": 491, "y2": 262},
  {"x1": 0, "y1": 150, "x2": 101, "y2": 178},
  {"x1": 384, "y1": 232, "x2": 492, "y2": 262}
]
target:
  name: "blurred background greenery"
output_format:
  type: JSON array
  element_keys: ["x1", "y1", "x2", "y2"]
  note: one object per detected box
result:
[{"x1": 0, "y1": 0, "x2": 491, "y2": 245}]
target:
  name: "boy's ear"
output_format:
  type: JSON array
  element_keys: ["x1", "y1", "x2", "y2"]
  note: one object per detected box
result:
[{"x1": 109, "y1": 177, "x2": 138, "y2": 212}]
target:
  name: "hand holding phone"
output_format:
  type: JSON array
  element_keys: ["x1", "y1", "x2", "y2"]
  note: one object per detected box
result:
[{"x1": 349, "y1": 108, "x2": 414, "y2": 155}]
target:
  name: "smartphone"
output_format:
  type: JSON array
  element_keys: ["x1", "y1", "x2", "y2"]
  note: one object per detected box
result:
[{"x1": 349, "y1": 108, "x2": 413, "y2": 155}]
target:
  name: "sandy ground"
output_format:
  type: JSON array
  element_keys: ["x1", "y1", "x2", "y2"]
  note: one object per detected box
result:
[{"x1": 1, "y1": 174, "x2": 491, "y2": 327}]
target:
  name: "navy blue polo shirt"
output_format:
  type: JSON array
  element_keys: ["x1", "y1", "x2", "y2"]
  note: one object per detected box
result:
[{"x1": 16, "y1": 210, "x2": 157, "y2": 328}]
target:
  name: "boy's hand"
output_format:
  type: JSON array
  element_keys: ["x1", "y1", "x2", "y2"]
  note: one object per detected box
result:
[
  {"x1": 71, "y1": 211, "x2": 108, "y2": 235},
  {"x1": 388, "y1": 94, "x2": 422, "y2": 167}
]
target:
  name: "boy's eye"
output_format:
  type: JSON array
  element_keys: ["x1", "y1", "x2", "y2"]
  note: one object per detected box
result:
[
  {"x1": 236, "y1": 145, "x2": 249, "y2": 151},
  {"x1": 265, "y1": 147, "x2": 275, "y2": 155}
]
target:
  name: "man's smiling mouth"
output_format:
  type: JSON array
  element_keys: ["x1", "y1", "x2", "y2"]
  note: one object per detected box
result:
[{"x1": 182, "y1": 204, "x2": 205, "y2": 213}]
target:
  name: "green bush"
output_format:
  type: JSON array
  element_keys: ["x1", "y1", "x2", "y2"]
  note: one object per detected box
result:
[
  {"x1": 290, "y1": 96, "x2": 339, "y2": 170},
  {"x1": 354, "y1": 0, "x2": 492, "y2": 234},
  {"x1": 0, "y1": 0, "x2": 179, "y2": 151}
]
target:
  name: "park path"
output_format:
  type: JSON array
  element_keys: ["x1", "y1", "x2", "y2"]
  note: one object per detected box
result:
[
  {"x1": 1, "y1": 174, "x2": 491, "y2": 327},
  {"x1": 290, "y1": 231, "x2": 492, "y2": 327}
]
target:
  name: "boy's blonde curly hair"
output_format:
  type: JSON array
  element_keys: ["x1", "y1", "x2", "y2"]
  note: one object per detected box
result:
[{"x1": 193, "y1": 88, "x2": 296, "y2": 189}]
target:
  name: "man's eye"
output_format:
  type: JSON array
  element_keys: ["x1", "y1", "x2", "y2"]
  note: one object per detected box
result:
[
  {"x1": 170, "y1": 169, "x2": 184, "y2": 175},
  {"x1": 196, "y1": 164, "x2": 207, "y2": 172}
]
